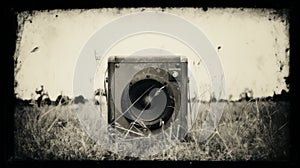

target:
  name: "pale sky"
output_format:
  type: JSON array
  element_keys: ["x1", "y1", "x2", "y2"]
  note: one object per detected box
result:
[{"x1": 14, "y1": 8, "x2": 289, "y2": 101}]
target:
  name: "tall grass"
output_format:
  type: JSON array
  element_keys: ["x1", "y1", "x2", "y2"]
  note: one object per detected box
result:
[{"x1": 14, "y1": 100, "x2": 290, "y2": 160}]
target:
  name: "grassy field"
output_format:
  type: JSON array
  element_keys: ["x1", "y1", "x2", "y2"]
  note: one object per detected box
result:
[{"x1": 14, "y1": 100, "x2": 290, "y2": 160}]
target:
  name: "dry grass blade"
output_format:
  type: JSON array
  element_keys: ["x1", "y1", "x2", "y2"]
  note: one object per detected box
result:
[
  {"x1": 47, "y1": 110, "x2": 63, "y2": 132},
  {"x1": 273, "y1": 122, "x2": 288, "y2": 136}
]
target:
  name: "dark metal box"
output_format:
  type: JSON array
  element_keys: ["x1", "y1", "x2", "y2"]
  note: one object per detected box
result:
[{"x1": 107, "y1": 55, "x2": 188, "y2": 140}]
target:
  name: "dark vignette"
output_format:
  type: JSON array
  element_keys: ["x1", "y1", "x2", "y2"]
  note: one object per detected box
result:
[{"x1": 2, "y1": 0, "x2": 298, "y2": 168}]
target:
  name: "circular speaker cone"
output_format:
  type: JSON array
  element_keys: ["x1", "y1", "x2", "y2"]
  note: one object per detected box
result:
[
  {"x1": 121, "y1": 69, "x2": 177, "y2": 131},
  {"x1": 129, "y1": 79, "x2": 164, "y2": 111}
]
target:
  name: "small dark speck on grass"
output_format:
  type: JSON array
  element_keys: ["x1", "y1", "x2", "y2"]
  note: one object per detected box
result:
[
  {"x1": 55, "y1": 15, "x2": 58, "y2": 18},
  {"x1": 218, "y1": 46, "x2": 221, "y2": 51}
]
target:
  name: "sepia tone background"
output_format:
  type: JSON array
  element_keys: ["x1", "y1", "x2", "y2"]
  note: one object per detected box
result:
[{"x1": 14, "y1": 8, "x2": 289, "y2": 100}]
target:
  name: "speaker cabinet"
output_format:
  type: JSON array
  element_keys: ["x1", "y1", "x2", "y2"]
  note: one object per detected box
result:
[{"x1": 107, "y1": 56, "x2": 188, "y2": 140}]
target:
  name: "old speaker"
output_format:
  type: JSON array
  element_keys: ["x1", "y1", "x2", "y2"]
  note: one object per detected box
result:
[{"x1": 107, "y1": 56, "x2": 188, "y2": 140}]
